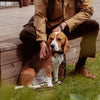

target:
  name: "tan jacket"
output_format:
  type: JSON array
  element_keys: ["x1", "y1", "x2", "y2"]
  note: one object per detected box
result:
[{"x1": 34, "y1": 0, "x2": 94, "y2": 41}]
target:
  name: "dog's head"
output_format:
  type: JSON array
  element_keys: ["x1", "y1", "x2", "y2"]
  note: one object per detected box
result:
[{"x1": 47, "y1": 32, "x2": 70, "y2": 54}]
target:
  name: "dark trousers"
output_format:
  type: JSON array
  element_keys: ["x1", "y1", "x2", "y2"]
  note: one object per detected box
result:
[
  {"x1": 65, "y1": 20, "x2": 99, "y2": 58},
  {"x1": 20, "y1": 18, "x2": 99, "y2": 63}
]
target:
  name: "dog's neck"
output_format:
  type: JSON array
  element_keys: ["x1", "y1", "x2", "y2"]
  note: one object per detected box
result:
[
  {"x1": 52, "y1": 51, "x2": 64, "y2": 58},
  {"x1": 52, "y1": 51, "x2": 64, "y2": 54}
]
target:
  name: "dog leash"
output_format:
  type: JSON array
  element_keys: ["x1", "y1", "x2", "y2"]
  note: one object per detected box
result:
[
  {"x1": 60, "y1": 56, "x2": 67, "y2": 83},
  {"x1": 54, "y1": 54, "x2": 66, "y2": 85}
]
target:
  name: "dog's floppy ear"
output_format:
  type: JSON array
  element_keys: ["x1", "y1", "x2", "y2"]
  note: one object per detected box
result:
[{"x1": 64, "y1": 37, "x2": 71, "y2": 54}]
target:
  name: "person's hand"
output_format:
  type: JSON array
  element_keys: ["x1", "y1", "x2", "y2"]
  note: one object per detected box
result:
[
  {"x1": 52, "y1": 22, "x2": 67, "y2": 32},
  {"x1": 39, "y1": 41, "x2": 49, "y2": 59}
]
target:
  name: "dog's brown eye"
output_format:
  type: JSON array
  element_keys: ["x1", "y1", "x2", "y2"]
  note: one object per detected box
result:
[
  {"x1": 57, "y1": 38, "x2": 61, "y2": 41},
  {"x1": 51, "y1": 38, "x2": 53, "y2": 40}
]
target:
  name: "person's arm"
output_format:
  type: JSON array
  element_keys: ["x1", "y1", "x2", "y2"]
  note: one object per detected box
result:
[
  {"x1": 53, "y1": 0, "x2": 93, "y2": 33},
  {"x1": 34, "y1": 0, "x2": 48, "y2": 41},
  {"x1": 65, "y1": 0, "x2": 94, "y2": 32},
  {"x1": 34, "y1": 0, "x2": 49, "y2": 59}
]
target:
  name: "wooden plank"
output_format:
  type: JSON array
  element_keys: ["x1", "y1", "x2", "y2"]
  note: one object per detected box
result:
[
  {"x1": 0, "y1": 39, "x2": 81, "y2": 66},
  {"x1": 0, "y1": 39, "x2": 99, "y2": 66},
  {"x1": 69, "y1": 37, "x2": 82, "y2": 47},
  {"x1": 0, "y1": 5, "x2": 34, "y2": 43},
  {"x1": 93, "y1": 0, "x2": 100, "y2": 5},
  {"x1": 0, "y1": 38, "x2": 22, "y2": 52},
  {"x1": 66, "y1": 46, "x2": 80, "y2": 61},
  {"x1": 66, "y1": 57, "x2": 78, "y2": 65},
  {"x1": 1, "y1": 61, "x2": 22, "y2": 80},
  {"x1": 1, "y1": 76, "x2": 18, "y2": 86},
  {"x1": 0, "y1": 30, "x2": 99, "y2": 52},
  {"x1": 0, "y1": 47, "x2": 23, "y2": 66}
]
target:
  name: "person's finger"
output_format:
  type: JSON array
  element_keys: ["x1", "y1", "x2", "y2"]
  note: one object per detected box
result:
[
  {"x1": 43, "y1": 48, "x2": 46, "y2": 57},
  {"x1": 46, "y1": 48, "x2": 50, "y2": 57},
  {"x1": 40, "y1": 48, "x2": 47, "y2": 59},
  {"x1": 40, "y1": 53, "x2": 46, "y2": 59},
  {"x1": 42, "y1": 48, "x2": 49, "y2": 59},
  {"x1": 40, "y1": 52, "x2": 44, "y2": 59},
  {"x1": 40, "y1": 48, "x2": 45, "y2": 59},
  {"x1": 40, "y1": 46, "x2": 50, "y2": 59}
]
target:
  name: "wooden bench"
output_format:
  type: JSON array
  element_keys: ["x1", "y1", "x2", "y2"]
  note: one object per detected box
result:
[
  {"x1": 0, "y1": 1, "x2": 100, "y2": 85},
  {"x1": 0, "y1": 0, "x2": 23, "y2": 7}
]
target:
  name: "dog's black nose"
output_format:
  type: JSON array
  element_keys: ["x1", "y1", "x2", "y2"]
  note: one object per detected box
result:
[{"x1": 51, "y1": 45, "x2": 55, "y2": 49}]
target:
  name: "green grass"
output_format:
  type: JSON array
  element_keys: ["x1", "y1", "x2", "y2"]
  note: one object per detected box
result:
[{"x1": 1, "y1": 52, "x2": 100, "y2": 100}]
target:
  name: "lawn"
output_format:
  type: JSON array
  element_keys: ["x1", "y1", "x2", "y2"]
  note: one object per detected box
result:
[{"x1": 0, "y1": 52, "x2": 100, "y2": 100}]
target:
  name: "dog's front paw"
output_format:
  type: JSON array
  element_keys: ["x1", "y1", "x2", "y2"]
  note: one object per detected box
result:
[
  {"x1": 14, "y1": 86, "x2": 24, "y2": 90},
  {"x1": 57, "y1": 81, "x2": 62, "y2": 84},
  {"x1": 28, "y1": 84, "x2": 41, "y2": 89},
  {"x1": 46, "y1": 76, "x2": 54, "y2": 87},
  {"x1": 48, "y1": 83, "x2": 54, "y2": 87}
]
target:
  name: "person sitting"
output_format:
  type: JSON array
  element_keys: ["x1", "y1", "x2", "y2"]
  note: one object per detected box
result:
[{"x1": 20, "y1": 0, "x2": 99, "y2": 79}]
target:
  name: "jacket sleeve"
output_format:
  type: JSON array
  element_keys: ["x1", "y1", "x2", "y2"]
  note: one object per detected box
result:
[
  {"x1": 34, "y1": 0, "x2": 48, "y2": 41},
  {"x1": 65, "y1": 0, "x2": 94, "y2": 32}
]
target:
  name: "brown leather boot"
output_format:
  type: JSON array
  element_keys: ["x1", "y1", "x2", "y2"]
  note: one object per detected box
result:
[{"x1": 75, "y1": 65, "x2": 96, "y2": 79}]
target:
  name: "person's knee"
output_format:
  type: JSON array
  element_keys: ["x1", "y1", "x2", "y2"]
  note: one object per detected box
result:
[
  {"x1": 20, "y1": 26, "x2": 36, "y2": 43},
  {"x1": 20, "y1": 29, "x2": 30, "y2": 43},
  {"x1": 84, "y1": 20, "x2": 99, "y2": 32},
  {"x1": 89, "y1": 20, "x2": 99, "y2": 30}
]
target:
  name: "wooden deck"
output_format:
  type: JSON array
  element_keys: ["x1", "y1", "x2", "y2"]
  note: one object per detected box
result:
[{"x1": 0, "y1": 1, "x2": 100, "y2": 85}]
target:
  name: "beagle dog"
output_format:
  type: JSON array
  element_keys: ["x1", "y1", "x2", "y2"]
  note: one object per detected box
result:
[{"x1": 15, "y1": 32, "x2": 70, "y2": 89}]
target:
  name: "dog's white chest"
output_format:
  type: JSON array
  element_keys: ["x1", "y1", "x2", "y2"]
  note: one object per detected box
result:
[{"x1": 52, "y1": 53, "x2": 64, "y2": 70}]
